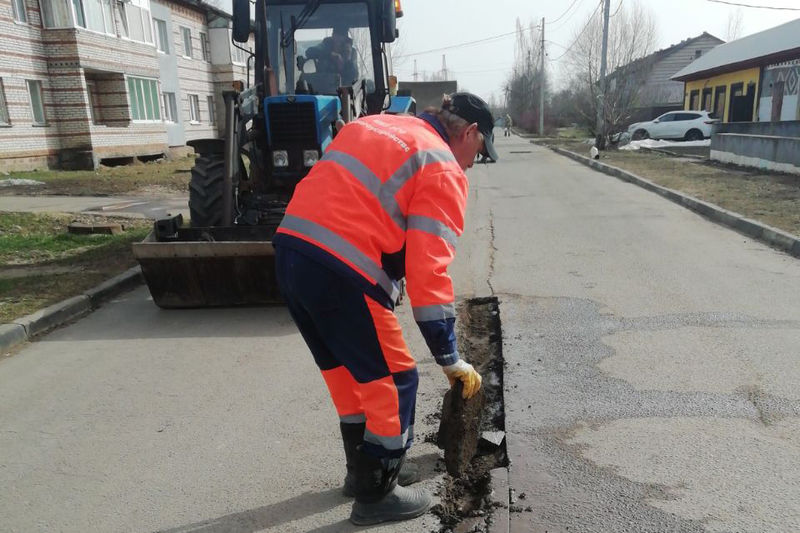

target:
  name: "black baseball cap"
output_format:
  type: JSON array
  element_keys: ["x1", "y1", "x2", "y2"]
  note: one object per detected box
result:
[{"x1": 448, "y1": 92, "x2": 499, "y2": 161}]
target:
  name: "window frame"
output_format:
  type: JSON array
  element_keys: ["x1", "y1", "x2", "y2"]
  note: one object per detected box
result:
[
  {"x1": 120, "y1": 0, "x2": 153, "y2": 44},
  {"x1": 206, "y1": 95, "x2": 215, "y2": 125},
  {"x1": 181, "y1": 27, "x2": 193, "y2": 59},
  {"x1": 127, "y1": 76, "x2": 161, "y2": 122},
  {"x1": 200, "y1": 31, "x2": 210, "y2": 62},
  {"x1": 26, "y1": 80, "x2": 47, "y2": 126},
  {"x1": 188, "y1": 93, "x2": 200, "y2": 123},
  {"x1": 162, "y1": 91, "x2": 178, "y2": 123},
  {"x1": 153, "y1": 18, "x2": 170, "y2": 54},
  {"x1": 0, "y1": 79, "x2": 10, "y2": 126},
  {"x1": 12, "y1": 0, "x2": 29, "y2": 23}
]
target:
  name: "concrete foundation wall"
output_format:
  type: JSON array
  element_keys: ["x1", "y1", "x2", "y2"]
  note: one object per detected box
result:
[{"x1": 711, "y1": 132, "x2": 800, "y2": 175}]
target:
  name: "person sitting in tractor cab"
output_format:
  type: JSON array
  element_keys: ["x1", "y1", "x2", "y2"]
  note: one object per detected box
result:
[{"x1": 306, "y1": 23, "x2": 359, "y2": 85}]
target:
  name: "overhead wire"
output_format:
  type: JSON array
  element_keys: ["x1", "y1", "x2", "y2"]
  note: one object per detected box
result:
[
  {"x1": 548, "y1": 0, "x2": 583, "y2": 25},
  {"x1": 609, "y1": 0, "x2": 624, "y2": 18},
  {"x1": 705, "y1": 0, "x2": 800, "y2": 10},
  {"x1": 395, "y1": 29, "x2": 526, "y2": 59},
  {"x1": 547, "y1": 0, "x2": 603, "y2": 62}
]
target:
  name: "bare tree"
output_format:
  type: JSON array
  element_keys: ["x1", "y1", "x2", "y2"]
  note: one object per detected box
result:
[
  {"x1": 725, "y1": 8, "x2": 744, "y2": 41},
  {"x1": 503, "y1": 18, "x2": 545, "y2": 131},
  {"x1": 562, "y1": 0, "x2": 658, "y2": 138}
]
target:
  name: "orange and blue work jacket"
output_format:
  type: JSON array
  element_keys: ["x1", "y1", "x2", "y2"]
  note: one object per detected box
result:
[{"x1": 272, "y1": 112, "x2": 467, "y2": 366}]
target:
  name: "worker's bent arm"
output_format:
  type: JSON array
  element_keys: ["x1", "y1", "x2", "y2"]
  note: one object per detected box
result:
[{"x1": 405, "y1": 169, "x2": 468, "y2": 366}]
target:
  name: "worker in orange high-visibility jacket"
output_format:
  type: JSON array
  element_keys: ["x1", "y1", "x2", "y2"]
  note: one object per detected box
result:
[{"x1": 273, "y1": 92, "x2": 498, "y2": 526}]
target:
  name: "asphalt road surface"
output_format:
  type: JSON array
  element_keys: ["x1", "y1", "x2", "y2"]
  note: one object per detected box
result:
[
  {"x1": 2, "y1": 133, "x2": 799, "y2": 532},
  {"x1": 464, "y1": 138, "x2": 799, "y2": 532}
]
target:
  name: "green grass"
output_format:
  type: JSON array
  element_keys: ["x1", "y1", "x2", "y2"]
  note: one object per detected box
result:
[
  {"x1": 0, "y1": 212, "x2": 151, "y2": 323},
  {"x1": 2, "y1": 156, "x2": 194, "y2": 196}
]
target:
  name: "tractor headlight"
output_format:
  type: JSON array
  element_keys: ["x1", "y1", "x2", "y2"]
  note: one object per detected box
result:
[
  {"x1": 272, "y1": 150, "x2": 289, "y2": 168},
  {"x1": 303, "y1": 150, "x2": 319, "y2": 167}
]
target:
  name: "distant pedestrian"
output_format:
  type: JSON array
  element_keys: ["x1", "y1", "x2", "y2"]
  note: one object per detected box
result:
[{"x1": 504, "y1": 113, "x2": 513, "y2": 137}]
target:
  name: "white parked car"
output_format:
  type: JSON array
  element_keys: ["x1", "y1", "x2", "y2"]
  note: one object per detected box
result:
[{"x1": 627, "y1": 111, "x2": 719, "y2": 141}]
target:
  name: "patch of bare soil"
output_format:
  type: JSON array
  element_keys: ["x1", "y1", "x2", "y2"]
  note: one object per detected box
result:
[{"x1": 433, "y1": 297, "x2": 508, "y2": 533}]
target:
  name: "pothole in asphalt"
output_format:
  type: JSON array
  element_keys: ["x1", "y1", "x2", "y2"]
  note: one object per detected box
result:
[{"x1": 431, "y1": 296, "x2": 507, "y2": 533}]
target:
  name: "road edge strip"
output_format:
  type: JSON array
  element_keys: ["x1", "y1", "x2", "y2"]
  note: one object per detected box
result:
[
  {"x1": 1, "y1": 266, "x2": 144, "y2": 353},
  {"x1": 541, "y1": 144, "x2": 800, "y2": 259}
]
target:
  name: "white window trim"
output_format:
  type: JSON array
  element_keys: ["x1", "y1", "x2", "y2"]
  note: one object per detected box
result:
[
  {"x1": 26, "y1": 79, "x2": 47, "y2": 126},
  {"x1": 0, "y1": 79, "x2": 10, "y2": 127},
  {"x1": 118, "y1": 0, "x2": 155, "y2": 45},
  {"x1": 153, "y1": 18, "x2": 169, "y2": 54},
  {"x1": 188, "y1": 94, "x2": 200, "y2": 124},
  {"x1": 181, "y1": 26, "x2": 192, "y2": 59},
  {"x1": 12, "y1": 0, "x2": 29, "y2": 24},
  {"x1": 126, "y1": 75, "x2": 162, "y2": 123}
]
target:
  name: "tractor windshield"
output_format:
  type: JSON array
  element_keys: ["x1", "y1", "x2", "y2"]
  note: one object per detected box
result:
[{"x1": 267, "y1": 2, "x2": 375, "y2": 96}]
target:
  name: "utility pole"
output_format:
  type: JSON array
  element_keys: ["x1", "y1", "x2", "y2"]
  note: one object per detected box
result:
[
  {"x1": 442, "y1": 55, "x2": 448, "y2": 81},
  {"x1": 596, "y1": 0, "x2": 611, "y2": 150},
  {"x1": 413, "y1": 59, "x2": 418, "y2": 81},
  {"x1": 539, "y1": 17, "x2": 545, "y2": 136}
]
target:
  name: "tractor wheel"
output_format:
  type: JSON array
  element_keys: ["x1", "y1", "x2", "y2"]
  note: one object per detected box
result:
[
  {"x1": 189, "y1": 154, "x2": 225, "y2": 227},
  {"x1": 632, "y1": 129, "x2": 650, "y2": 141},
  {"x1": 685, "y1": 129, "x2": 704, "y2": 142}
]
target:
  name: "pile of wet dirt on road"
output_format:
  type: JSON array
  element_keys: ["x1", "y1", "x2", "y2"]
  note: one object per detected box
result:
[{"x1": 432, "y1": 296, "x2": 507, "y2": 533}]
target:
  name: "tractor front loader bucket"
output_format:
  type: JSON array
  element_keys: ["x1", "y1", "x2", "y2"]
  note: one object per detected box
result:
[{"x1": 132, "y1": 221, "x2": 282, "y2": 308}]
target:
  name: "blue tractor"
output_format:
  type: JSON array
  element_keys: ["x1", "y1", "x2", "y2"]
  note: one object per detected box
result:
[{"x1": 134, "y1": 0, "x2": 412, "y2": 307}]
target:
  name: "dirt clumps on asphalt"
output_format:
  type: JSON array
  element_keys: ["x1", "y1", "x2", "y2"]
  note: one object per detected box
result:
[{"x1": 432, "y1": 297, "x2": 507, "y2": 533}]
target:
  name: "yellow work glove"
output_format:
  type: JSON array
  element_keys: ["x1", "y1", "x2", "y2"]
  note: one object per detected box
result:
[{"x1": 442, "y1": 360, "x2": 482, "y2": 400}]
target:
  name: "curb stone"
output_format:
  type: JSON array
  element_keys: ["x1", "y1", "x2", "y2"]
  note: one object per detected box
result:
[
  {"x1": 488, "y1": 467, "x2": 510, "y2": 533},
  {"x1": 542, "y1": 144, "x2": 800, "y2": 259},
  {"x1": 1, "y1": 265, "x2": 144, "y2": 353}
]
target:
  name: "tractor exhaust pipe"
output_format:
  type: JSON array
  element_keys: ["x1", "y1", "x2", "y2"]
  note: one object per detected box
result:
[{"x1": 222, "y1": 90, "x2": 238, "y2": 226}]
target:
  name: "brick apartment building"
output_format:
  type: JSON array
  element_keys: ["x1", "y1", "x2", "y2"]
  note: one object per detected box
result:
[{"x1": 0, "y1": 0, "x2": 252, "y2": 171}]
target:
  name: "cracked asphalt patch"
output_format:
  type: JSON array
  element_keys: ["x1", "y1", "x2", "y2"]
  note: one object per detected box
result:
[{"x1": 501, "y1": 294, "x2": 800, "y2": 532}]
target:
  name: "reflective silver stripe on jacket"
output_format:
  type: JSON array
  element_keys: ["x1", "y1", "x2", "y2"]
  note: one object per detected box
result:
[
  {"x1": 380, "y1": 149, "x2": 457, "y2": 230},
  {"x1": 279, "y1": 214, "x2": 400, "y2": 302},
  {"x1": 364, "y1": 426, "x2": 413, "y2": 451},
  {"x1": 321, "y1": 150, "x2": 382, "y2": 196},
  {"x1": 340, "y1": 413, "x2": 367, "y2": 424},
  {"x1": 412, "y1": 302, "x2": 456, "y2": 322},
  {"x1": 323, "y1": 148, "x2": 457, "y2": 233},
  {"x1": 407, "y1": 214, "x2": 458, "y2": 249}
]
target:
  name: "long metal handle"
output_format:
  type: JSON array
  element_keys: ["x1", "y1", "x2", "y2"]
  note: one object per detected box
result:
[{"x1": 222, "y1": 91, "x2": 238, "y2": 226}]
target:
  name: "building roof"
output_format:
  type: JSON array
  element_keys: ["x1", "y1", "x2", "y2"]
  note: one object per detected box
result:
[
  {"x1": 672, "y1": 18, "x2": 800, "y2": 81},
  {"x1": 608, "y1": 32, "x2": 724, "y2": 79}
]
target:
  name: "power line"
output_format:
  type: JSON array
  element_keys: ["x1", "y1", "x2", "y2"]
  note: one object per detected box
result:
[
  {"x1": 395, "y1": 29, "x2": 525, "y2": 59},
  {"x1": 550, "y1": 0, "x2": 589, "y2": 30},
  {"x1": 610, "y1": 0, "x2": 624, "y2": 17},
  {"x1": 548, "y1": 0, "x2": 583, "y2": 24},
  {"x1": 705, "y1": 0, "x2": 800, "y2": 9},
  {"x1": 548, "y1": 0, "x2": 603, "y2": 62}
]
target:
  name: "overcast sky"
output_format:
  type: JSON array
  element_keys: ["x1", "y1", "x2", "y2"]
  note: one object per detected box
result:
[{"x1": 392, "y1": 0, "x2": 800, "y2": 102}]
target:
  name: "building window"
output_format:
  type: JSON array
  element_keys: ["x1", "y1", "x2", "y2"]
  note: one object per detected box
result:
[
  {"x1": 206, "y1": 95, "x2": 215, "y2": 124},
  {"x1": 120, "y1": 0, "x2": 152, "y2": 43},
  {"x1": 154, "y1": 18, "x2": 169, "y2": 53},
  {"x1": 26, "y1": 80, "x2": 46, "y2": 125},
  {"x1": 86, "y1": 80, "x2": 102, "y2": 124},
  {"x1": 188, "y1": 94, "x2": 200, "y2": 122},
  {"x1": 40, "y1": 0, "x2": 72, "y2": 27},
  {"x1": 127, "y1": 76, "x2": 161, "y2": 121},
  {"x1": 231, "y1": 43, "x2": 248, "y2": 65},
  {"x1": 77, "y1": 0, "x2": 115, "y2": 34},
  {"x1": 688, "y1": 89, "x2": 700, "y2": 110},
  {"x1": 695, "y1": 50, "x2": 702, "y2": 59},
  {"x1": 714, "y1": 85, "x2": 726, "y2": 120},
  {"x1": 181, "y1": 27, "x2": 192, "y2": 58},
  {"x1": 12, "y1": 0, "x2": 28, "y2": 23},
  {"x1": 0, "y1": 79, "x2": 9, "y2": 126},
  {"x1": 162, "y1": 92, "x2": 177, "y2": 122},
  {"x1": 200, "y1": 31, "x2": 210, "y2": 61}
]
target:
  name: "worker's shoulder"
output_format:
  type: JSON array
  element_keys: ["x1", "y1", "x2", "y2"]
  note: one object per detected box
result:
[{"x1": 358, "y1": 114, "x2": 446, "y2": 149}]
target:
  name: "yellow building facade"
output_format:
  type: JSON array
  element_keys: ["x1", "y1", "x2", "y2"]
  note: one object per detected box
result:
[{"x1": 682, "y1": 67, "x2": 760, "y2": 122}]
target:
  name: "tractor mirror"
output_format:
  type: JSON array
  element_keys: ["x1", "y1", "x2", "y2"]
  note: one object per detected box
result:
[
  {"x1": 381, "y1": 0, "x2": 397, "y2": 42},
  {"x1": 232, "y1": 0, "x2": 250, "y2": 43}
]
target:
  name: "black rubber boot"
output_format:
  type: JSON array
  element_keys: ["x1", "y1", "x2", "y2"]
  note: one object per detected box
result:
[
  {"x1": 348, "y1": 449, "x2": 432, "y2": 526},
  {"x1": 340, "y1": 422, "x2": 420, "y2": 497}
]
